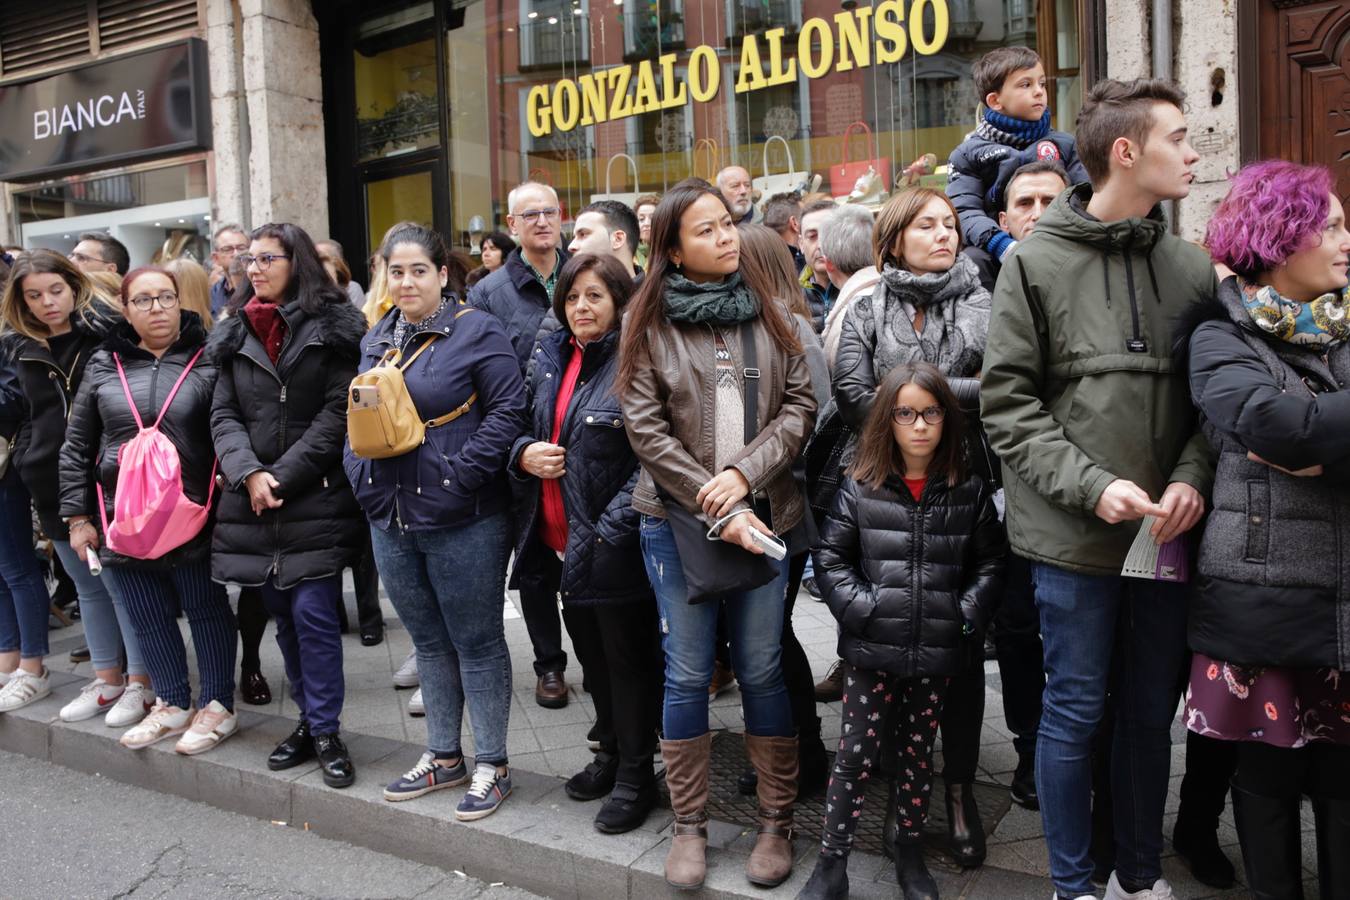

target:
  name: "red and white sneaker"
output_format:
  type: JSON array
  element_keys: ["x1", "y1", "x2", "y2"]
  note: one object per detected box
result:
[
  {"x1": 59, "y1": 678, "x2": 125, "y2": 722},
  {"x1": 105, "y1": 682, "x2": 155, "y2": 728}
]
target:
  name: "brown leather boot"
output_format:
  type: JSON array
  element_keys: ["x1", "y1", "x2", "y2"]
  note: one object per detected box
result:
[
  {"x1": 744, "y1": 733, "x2": 799, "y2": 887},
  {"x1": 661, "y1": 733, "x2": 711, "y2": 891}
]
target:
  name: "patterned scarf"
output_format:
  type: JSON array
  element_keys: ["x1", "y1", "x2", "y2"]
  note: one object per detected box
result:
[
  {"x1": 1239, "y1": 278, "x2": 1350, "y2": 347},
  {"x1": 391, "y1": 295, "x2": 450, "y2": 351},
  {"x1": 243, "y1": 297, "x2": 287, "y2": 364},
  {"x1": 663, "y1": 271, "x2": 761, "y2": 325},
  {"x1": 864, "y1": 254, "x2": 989, "y2": 379},
  {"x1": 975, "y1": 108, "x2": 1052, "y2": 149}
]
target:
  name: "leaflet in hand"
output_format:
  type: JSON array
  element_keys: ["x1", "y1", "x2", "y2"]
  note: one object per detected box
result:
[{"x1": 1120, "y1": 515, "x2": 1189, "y2": 583}]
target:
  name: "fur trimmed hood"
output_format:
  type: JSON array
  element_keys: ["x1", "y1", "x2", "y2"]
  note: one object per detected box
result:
[{"x1": 205, "y1": 296, "x2": 367, "y2": 365}]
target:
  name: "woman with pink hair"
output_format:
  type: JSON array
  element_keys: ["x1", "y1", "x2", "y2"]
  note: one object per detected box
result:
[{"x1": 1183, "y1": 160, "x2": 1350, "y2": 898}]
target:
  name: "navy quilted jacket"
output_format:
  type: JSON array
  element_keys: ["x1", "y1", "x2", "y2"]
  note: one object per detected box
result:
[
  {"x1": 466, "y1": 247, "x2": 570, "y2": 373},
  {"x1": 508, "y1": 327, "x2": 648, "y2": 607}
]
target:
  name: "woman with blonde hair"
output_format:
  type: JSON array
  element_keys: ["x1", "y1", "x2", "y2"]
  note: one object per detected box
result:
[
  {"x1": 0, "y1": 251, "x2": 152, "y2": 722},
  {"x1": 165, "y1": 258, "x2": 214, "y2": 331}
]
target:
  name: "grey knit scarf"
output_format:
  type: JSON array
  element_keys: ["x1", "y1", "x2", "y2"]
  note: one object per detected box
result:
[
  {"x1": 860, "y1": 253, "x2": 989, "y2": 380},
  {"x1": 663, "y1": 271, "x2": 761, "y2": 325}
]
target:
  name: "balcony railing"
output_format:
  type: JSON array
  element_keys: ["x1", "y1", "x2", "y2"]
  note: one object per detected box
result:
[
  {"x1": 727, "y1": 0, "x2": 797, "y2": 38},
  {"x1": 519, "y1": 13, "x2": 590, "y2": 70},
  {"x1": 625, "y1": 15, "x2": 685, "y2": 60}
]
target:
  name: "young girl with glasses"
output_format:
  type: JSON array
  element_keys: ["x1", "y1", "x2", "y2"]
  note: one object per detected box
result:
[{"x1": 802, "y1": 361, "x2": 1005, "y2": 900}]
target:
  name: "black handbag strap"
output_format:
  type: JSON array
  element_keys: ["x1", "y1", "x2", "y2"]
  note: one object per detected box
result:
[{"x1": 739, "y1": 320, "x2": 759, "y2": 444}]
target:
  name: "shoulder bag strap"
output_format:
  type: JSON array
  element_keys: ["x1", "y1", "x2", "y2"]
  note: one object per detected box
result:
[
  {"x1": 111, "y1": 353, "x2": 144, "y2": 431},
  {"x1": 739, "y1": 320, "x2": 759, "y2": 445}
]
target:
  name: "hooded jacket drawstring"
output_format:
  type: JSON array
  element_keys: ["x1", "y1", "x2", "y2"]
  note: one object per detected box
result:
[
  {"x1": 1144, "y1": 250, "x2": 1162, "y2": 304},
  {"x1": 1100, "y1": 249, "x2": 1113, "y2": 310}
]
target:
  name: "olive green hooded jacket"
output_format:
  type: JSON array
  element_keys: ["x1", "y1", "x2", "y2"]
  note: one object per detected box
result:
[{"x1": 980, "y1": 183, "x2": 1217, "y2": 575}]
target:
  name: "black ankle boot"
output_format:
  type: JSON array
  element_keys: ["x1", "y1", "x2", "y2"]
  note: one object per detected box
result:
[
  {"x1": 1232, "y1": 782, "x2": 1304, "y2": 900},
  {"x1": 737, "y1": 768, "x2": 758, "y2": 795},
  {"x1": 894, "y1": 840, "x2": 938, "y2": 900},
  {"x1": 565, "y1": 751, "x2": 618, "y2": 801},
  {"x1": 1010, "y1": 753, "x2": 1038, "y2": 810},
  {"x1": 800, "y1": 854, "x2": 849, "y2": 900},
  {"x1": 1172, "y1": 814, "x2": 1235, "y2": 889},
  {"x1": 945, "y1": 780, "x2": 986, "y2": 867}
]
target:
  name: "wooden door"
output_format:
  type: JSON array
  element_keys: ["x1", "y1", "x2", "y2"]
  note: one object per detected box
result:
[{"x1": 1257, "y1": 1, "x2": 1350, "y2": 202}]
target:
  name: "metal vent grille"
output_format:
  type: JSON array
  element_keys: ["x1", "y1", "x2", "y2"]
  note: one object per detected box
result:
[
  {"x1": 0, "y1": 1, "x2": 90, "y2": 77},
  {"x1": 97, "y1": 0, "x2": 198, "y2": 52}
]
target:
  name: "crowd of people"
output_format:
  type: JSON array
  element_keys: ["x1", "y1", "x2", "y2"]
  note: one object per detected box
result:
[{"x1": 0, "y1": 44, "x2": 1345, "y2": 900}]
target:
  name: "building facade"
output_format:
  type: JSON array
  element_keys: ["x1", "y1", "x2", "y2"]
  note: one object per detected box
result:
[{"x1": 0, "y1": 1, "x2": 1344, "y2": 278}]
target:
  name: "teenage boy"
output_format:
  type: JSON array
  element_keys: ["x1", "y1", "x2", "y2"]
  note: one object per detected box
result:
[
  {"x1": 948, "y1": 46, "x2": 1089, "y2": 264},
  {"x1": 981, "y1": 79, "x2": 1217, "y2": 900}
]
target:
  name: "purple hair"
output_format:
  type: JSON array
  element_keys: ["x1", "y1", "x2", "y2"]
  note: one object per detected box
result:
[{"x1": 1206, "y1": 161, "x2": 1333, "y2": 279}]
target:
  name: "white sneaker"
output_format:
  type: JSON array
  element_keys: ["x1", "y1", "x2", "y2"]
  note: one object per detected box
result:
[
  {"x1": 1105, "y1": 873, "x2": 1174, "y2": 900},
  {"x1": 120, "y1": 700, "x2": 193, "y2": 749},
  {"x1": 393, "y1": 652, "x2": 419, "y2": 688},
  {"x1": 105, "y1": 682, "x2": 155, "y2": 727},
  {"x1": 1053, "y1": 893, "x2": 1099, "y2": 900},
  {"x1": 0, "y1": 668, "x2": 51, "y2": 712},
  {"x1": 59, "y1": 677, "x2": 125, "y2": 722},
  {"x1": 407, "y1": 687, "x2": 425, "y2": 717},
  {"x1": 174, "y1": 700, "x2": 238, "y2": 755}
]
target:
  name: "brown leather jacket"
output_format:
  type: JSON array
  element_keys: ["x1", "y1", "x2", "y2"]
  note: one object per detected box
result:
[{"x1": 621, "y1": 310, "x2": 817, "y2": 532}]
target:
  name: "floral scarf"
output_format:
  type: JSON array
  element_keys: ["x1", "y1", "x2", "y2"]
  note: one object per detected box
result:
[{"x1": 1240, "y1": 279, "x2": 1350, "y2": 347}]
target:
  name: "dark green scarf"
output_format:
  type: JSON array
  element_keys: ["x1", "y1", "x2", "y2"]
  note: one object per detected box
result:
[{"x1": 663, "y1": 271, "x2": 760, "y2": 325}]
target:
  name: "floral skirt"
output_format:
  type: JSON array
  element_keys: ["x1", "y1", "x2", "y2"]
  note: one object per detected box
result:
[{"x1": 1184, "y1": 653, "x2": 1350, "y2": 748}]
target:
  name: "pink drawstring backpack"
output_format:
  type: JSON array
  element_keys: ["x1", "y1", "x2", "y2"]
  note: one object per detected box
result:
[{"x1": 96, "y1": 349, "x2": 216, "y2": 560}]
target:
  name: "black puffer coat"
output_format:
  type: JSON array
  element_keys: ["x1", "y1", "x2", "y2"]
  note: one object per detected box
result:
[
  {"x1": 508, "y1": 328, "x2": 647, "y2": 606},
  {"x1": 1184, "y1": 277, "x2": 1350, "y2": 670},
  {"x1": 57, "y1": 313, "x2": 217, "y2": 568},
  {"x1": 3, "y1": 304, "x2": 116, "y2": 538},
  {"x1": 814, "y1": 473, "x2": 1005, "y2": 677},
  {"x1": 207, "y1": 298, "x2": 367, "y2": 588}
]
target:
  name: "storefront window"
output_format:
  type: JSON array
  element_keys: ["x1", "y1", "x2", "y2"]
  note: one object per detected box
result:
[
  {"x1": 12, "y1": 158, "x2": 211, "y2": 264},
  {"x1": 354, "y1": 5, "x2": 440, "y2": 163},
  {"x1": 365, "y1": 169, "x2": 435, "y2": 255}
]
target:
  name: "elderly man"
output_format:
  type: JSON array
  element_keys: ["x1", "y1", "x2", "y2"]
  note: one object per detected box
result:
[
  {"x1": 208, "y1": 224, "x2": 250, "y2": 315},
  {"x1": 715, "y1": 165, "x2": 756, "y2": 223}
]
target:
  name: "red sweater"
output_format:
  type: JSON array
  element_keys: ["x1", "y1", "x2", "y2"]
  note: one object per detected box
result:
[{"x1": 538, "y1": 339, "x2": 585, "y2": 553}]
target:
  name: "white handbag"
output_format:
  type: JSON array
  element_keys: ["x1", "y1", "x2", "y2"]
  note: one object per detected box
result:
[
  {"x1": 753, "y1": 136, "x2": 809, "y2": 201},
  {"x1": 590, "y1": 154, "x2": 641, "y2": 208}
]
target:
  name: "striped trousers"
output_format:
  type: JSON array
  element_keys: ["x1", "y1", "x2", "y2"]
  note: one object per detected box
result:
[{"x1": 105, "y1": 559, "x2": 237, "y2": 711}]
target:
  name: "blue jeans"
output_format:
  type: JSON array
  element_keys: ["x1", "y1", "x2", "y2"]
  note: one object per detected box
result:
[
  {"x1": 106, "y1": 560, "x2": 237, "y2": 711},
  {"x1": 640, "y1": 515, "x2": 793, "y2": 740},
  {"x1": 1032, "y1": 563, "x2": 1189, "y2": 897},
  {"x1": 260, "y1": 574, "x2": 344, "y2": 735},
  {"x1": 370, "y1": 513, "x2": 512, "y2": 765},
  {"x1": 0, "y1": 474, "x2": 50, "y2": 660},
  {"x1": 53, "y1": 539, "x2": 145, "y2": 677}
]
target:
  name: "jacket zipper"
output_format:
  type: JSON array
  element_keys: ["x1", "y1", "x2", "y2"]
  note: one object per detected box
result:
[
  {"x1": 1121, "y1": 234, "x2": 1148, "y2": 353},
  {"x1": 22, "y1": 351, "x2": 82, "y2": 421},
  {"x1": 909, "y1": 483, "x2": 925, "y2": 667}
]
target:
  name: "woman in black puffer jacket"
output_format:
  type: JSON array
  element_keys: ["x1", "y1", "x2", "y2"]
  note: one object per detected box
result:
[
  {"x1": 208, "y1": 223, "x2": 367, "y2": 787},
  {"x1": 509, "y1": 253, "x2": 660, "y2": 834},
  {"x1": 59, "y1": 266, "x2": 238, "y2": 753},
  {"x1": 802, "y1": 362, "x2": 1004, "y2": 900}
]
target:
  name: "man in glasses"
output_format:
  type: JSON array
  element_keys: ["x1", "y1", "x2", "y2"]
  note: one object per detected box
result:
[
  {"x1": 69, "y1": 232, "x2": 129, "y2": 277},
  {"x1": 466, "y1": 180, "x2": 574, "y2": 712},
  {"x1": 208, "y1": 223, "x2": 250, "y2": 316}
]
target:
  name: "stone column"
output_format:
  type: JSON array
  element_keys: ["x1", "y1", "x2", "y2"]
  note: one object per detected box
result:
[
  {"x1": 1174, "y1": 0, "x2": 1239, "y2": 242},
  {"x1": 207, "y1": 0, "x2": 249, "y2": 232}
]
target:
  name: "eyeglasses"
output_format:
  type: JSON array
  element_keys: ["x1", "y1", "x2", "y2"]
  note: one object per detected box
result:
[
  {"x1": 68, "y1": 251, "x2": 105, "y2": 266},
  {"x1": 892, "y1": 406, "x2": 946, "y2": 426},
  {"x1": 127, "y1": 291, "x2": 180, "y2": 312},
  {"x1": 214, "y1": 243, "x2": 248, "y2": 256},
  {"x1": 239, "y1": 253, "x2": 290, "y2": 270},
  {"x1": 513, "y1": 207, "x2": 561, "y2": 224}
]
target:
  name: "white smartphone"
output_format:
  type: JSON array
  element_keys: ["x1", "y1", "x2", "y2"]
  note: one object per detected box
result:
[{"x1": 746, "y1": 525, "x2": 787, "y2": 561}]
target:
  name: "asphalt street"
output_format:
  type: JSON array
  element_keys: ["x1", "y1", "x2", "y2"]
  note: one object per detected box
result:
[{"x1": 0, "y1": 750, "x2": 543, "y2": 900}]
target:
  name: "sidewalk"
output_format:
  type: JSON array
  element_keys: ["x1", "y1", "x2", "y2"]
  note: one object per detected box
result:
[{"x1": 4, "y1": 576, "x2": 1319, "y2": 899}]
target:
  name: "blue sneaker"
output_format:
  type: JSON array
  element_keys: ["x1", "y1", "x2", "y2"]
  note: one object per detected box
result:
[
  {"x1": 455, "y1": 763, "x2": 511, "y2": 821},
  {"x1": 383, "y1": 752, "x2": 467, "y2": 802}
]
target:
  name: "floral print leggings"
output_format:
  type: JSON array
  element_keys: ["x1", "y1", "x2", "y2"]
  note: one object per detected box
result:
[{"x1": 821, "y1": 664, "x2": 950, "y2": 857}]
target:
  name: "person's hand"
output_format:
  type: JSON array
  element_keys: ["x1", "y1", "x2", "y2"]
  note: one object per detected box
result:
[
  {"x1": 208, "y1": 264, "x2": 225, "y2": 286},
  {"x1": 1093, "y1": 478, "x2": 1168, "y2": 525},
  {"x1": 1247, "y1": 450, "x2": 1323, "y2": 478},
  {"x1": 718, "y1": 510, "x2": 774, "y2": 553},
  {"x1": 698, "y1": 469, "x2": 751, "y2": 519},
  {"x1": 69, "y1": 520, "x2": 99, "y2": 563},
  {"x1": 520, "y1": 442, "x2": 566, "y2": 479},
  {"x1": 245, "y1": 471, "x2": 284, "y2": 516},
  {"x1": 1151, "y1": 482, "x2": 1205, "y2": 544}
]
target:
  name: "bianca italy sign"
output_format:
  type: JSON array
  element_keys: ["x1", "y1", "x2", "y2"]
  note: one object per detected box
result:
[
  {"x1": 526, "y1": 0, "x2": 952, "y2": 137},
  {"x1": 0, "y1": 39, "x2": 210, "y2": 181}
]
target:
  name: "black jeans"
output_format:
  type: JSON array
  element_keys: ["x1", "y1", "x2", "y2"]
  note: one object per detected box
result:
[
  {"x1": 993, "y1": 553, "x2": 1043, "y2": 757},
  {"x1": 237, "y1": 585, "x2": 268, "y2": 675},
  {"x1": 517, "y1": 550, "x2": 569, "y2": 677},
  {"x1": 939, "y1": 648, "x2": 985, "y2": 783},
  {"x1": 566, "y1": 600, "x2": 664, "y2": 787},
  {"x1": 353, "y1": 530, "x2": 383, "y2": 636},
  {"x1": 1236, "y1": 739, "x2": 1350, "y2": 801},
  {"x1": 1177, "y1": 730, "x2": 1238, "y2": 831}
]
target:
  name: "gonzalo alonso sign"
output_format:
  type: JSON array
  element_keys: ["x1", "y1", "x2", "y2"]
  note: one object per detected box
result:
[
  {"x1": 0, "y1": 38, "x2": 210, "y2": 181},
  {"x1": 527, "y1": 0, "x2": 950, "y2": 137}
]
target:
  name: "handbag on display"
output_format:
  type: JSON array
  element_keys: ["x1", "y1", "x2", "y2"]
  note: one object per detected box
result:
[
  {"x1": 753, "y1": 135, "x2": 810, "y2": 201},
  {"x1": 692, "y1": 137, "x2": 722, "y2": 183},
  {"x1": 658, "y1": 321, "x2": 778, "y2": 604},
  {"x1": 830, "y1": 122, "x2": 891, "y2": 200},
  {"x1": 590, "y1": 153, "x2": 642, "y2": 208}
]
